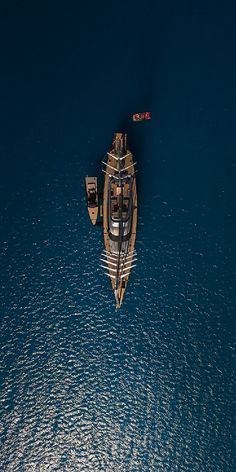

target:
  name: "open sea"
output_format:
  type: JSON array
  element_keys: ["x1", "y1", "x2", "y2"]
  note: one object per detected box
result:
[{"x1": 0, "y1": 1, "x2": 235, "y2": 470}]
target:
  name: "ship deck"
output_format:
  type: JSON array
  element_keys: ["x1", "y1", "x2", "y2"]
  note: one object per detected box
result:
[{"x1": 103, "y1": 140, "x2": 137, "y2": 308}]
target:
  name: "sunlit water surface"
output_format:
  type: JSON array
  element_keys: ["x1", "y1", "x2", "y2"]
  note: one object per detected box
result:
[{"x1": 0, "y1": 1, "x2": 235, "y2": 470}]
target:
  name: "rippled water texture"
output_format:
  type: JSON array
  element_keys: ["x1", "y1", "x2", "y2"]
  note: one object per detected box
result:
[
  {"x1": 1, "y1": 173, "x2": 235, "y2": 471},
  {"x1": 0, "y1": 1, "x2": 235, "y2": 471}
]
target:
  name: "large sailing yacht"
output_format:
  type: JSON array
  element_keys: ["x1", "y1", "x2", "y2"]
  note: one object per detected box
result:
[{"x1": 101, "y1": 133, "x2": 138, "y2": 308}]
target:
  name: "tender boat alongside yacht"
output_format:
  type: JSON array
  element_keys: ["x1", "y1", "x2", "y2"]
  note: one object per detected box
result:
[{"x1": 85, "y1": 176, "x2": 98, "y2": 225}]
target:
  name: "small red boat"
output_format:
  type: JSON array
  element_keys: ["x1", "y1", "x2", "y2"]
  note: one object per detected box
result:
[{"x1": 132, "y1": 111, "x2": 151, "y2": 122}]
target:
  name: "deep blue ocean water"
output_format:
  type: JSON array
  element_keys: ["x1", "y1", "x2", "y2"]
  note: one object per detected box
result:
[{"x1": 0, "y1": 1, "x2": 235, "y2": 470}]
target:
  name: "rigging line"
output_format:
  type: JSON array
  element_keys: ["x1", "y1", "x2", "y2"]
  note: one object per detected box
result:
[{"x1": 101, "y1": 161, "x2": 118, "y2": 172}]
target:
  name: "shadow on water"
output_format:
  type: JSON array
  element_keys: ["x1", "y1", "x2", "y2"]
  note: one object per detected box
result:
[
  {"x1": 84, "y1": 0, "x2": 161, "y2": 209},
  {"x1": 126, "y1": 11, "x2": 161, "y2": 156}
]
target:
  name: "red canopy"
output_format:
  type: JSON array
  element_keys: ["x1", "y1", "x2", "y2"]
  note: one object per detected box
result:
[{"x1": 132, "y1": 112, "x2": 151, "y2": 121}]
